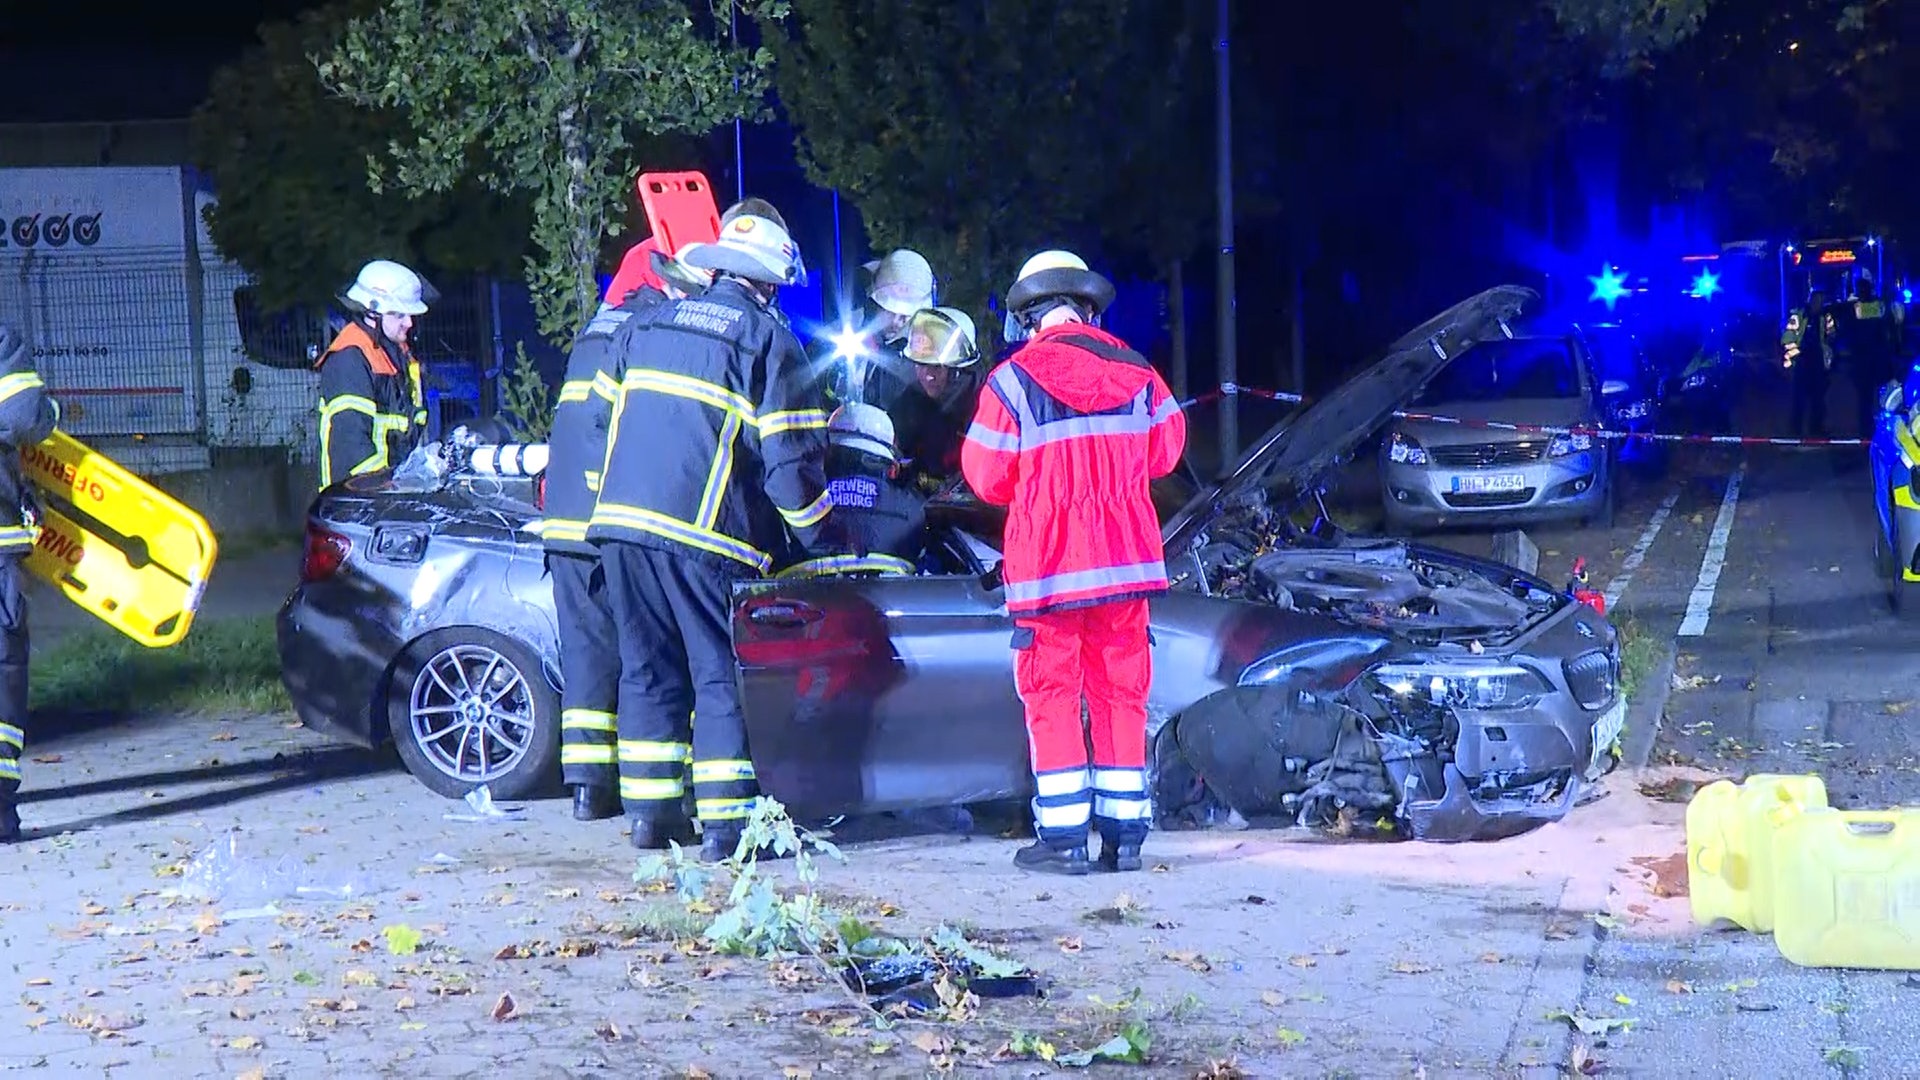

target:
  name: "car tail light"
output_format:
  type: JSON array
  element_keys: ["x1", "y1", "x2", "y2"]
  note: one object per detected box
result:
[
  {"x1": 301, "y1": 524, "x2": 352, "y2": 583},
  {"x1": 536, "y1": 473, "x2": 546, "y2": 510}
]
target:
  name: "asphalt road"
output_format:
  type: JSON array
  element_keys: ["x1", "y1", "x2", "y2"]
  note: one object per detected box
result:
[{"x1": 1398, "y1": 375, "x2": 1920, "y2": 1080}]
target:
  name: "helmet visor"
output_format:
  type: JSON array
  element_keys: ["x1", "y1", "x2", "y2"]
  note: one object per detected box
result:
[{"x1": 903, "y1": 308, "x2": 978, "y2": 367}]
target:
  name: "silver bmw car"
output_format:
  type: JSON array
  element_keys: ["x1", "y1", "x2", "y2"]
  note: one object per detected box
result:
[{"x1": 1379, "y1": 333, "x2": 1616, "y2": 532}]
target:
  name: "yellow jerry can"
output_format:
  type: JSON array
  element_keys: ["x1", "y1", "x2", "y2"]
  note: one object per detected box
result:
[
  {"x1": 1687, "y1": 773, "x2": 1829, "y2": 932},
  {"x1": 17, "y1": 429, "x2": 219, "y2": 648},
  {"x1": 1773, "y1": 808, "x2": 1920, "y2": 970}
]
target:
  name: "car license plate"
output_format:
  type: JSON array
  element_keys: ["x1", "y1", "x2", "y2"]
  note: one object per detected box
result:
[
  {"x1": 1451, "y1": 473, "x2": 1526, "y2": 495},
  {"x1": 1588, "y1": 699, "x2": 1628, "y2": 777}
]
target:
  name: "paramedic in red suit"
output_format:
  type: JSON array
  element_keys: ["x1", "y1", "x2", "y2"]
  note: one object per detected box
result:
[{"x1": 960, "y1": 250, "x2": 1187, "y2": 876}]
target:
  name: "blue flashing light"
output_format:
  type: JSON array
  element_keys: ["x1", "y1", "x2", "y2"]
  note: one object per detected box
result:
[
  {"x1": 1588, "y1": 265, "x2": 1629, "y2": 309},
  {"x1": 1690, "y1": 268, "x2": 1722, "y2": 299},
  {"x1": 1904, "y1": 288, "x2": 1914, "y2": 305}
]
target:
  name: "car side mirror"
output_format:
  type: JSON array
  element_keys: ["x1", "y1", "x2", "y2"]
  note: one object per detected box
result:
[
  {"x1": 1601, "y1": 379, "x2": 1630, "y2": 397},
  {"x1": 1882, "y1": 381, "x2": 1903, "y2": 413}
]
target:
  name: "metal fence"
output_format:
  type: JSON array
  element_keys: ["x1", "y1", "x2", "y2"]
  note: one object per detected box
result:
[{"x1": 0, "y1": 249, "x2": 497, "y2": 477}]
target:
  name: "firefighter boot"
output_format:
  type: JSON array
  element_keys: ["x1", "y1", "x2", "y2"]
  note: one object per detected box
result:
[
  {"x1": 1096, "y1": 834, "x2": 1143, "y2": 873},
  {"x1": 0, "y1": 799, "x2": 19, "y2": 844},
  {"x1": 629, "y1": 814, "x2": 697, "y2": 852},
  {"x1": 572, "y1": 785, "x2": 621, "y2": 822},
  {"x1": 1013, "y1": 839, "x2": 1091, "y2": 876}
]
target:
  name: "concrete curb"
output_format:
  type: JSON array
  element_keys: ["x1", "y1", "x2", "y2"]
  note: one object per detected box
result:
[{"x1": 1621, "y1": 640, "x2": 1680, "y2": 770}]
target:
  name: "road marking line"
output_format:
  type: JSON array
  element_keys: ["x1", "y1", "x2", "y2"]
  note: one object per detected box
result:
[
  {"x1": 1603, "y1": 488, "x2": 1681, "y2": 610},
  {"x1": 1678, "y1": 461, "x2": 1747, "y2": 637}
]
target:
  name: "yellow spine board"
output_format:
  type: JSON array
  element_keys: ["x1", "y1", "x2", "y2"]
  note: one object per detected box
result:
[
  {"x1": 1773, "y1": 808, "x2": 1920, "y2": 971},
  {"x1": 17, "y1": 430, "x2": 219, "y2": 648}
]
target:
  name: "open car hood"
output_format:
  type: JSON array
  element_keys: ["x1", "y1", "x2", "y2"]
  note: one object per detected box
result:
[{"x1": 1161, "y1": 285, "x2": 1540, "y2": 556}]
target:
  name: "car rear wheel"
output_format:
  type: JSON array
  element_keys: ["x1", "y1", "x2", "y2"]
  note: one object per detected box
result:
[{"x1": 388, "y1": 628, "x2": 562, "y2": 800}]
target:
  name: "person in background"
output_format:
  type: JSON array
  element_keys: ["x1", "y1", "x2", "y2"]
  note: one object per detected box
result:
[
  {"x1": 961, "y1": 249, "x2": 1186, "y2": 877},
  {"x1": 315, "y1": 259, "x2": 433, "y2": 488},
  {"x1": 781, "y1": 402, "x2": 926, "y2": 578},
  {"x1": 587, "y1": 210, "x2": 841, "y2": 859},
  {"x1": 535, "y1": 237, "x2": 677, "y2": 823},
  {"x1": 0, "y1": 322, "x2": 62, "y2": 842},
  {"x1": 1790, "y1": 291, "x2": 1832, "y2": 439},
  {"x1": 892, "y1": 306, "x2": 985, "y2": 492}
]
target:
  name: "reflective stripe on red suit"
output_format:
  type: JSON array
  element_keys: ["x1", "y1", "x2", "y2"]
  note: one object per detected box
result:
[{"x1": 959, "y1": 322, "x2": 1187, "y2": 848}]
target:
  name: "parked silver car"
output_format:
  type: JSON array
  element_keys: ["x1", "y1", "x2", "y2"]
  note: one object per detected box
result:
[{"x1": 1380, "y1": 333, "x2": 1616, "y2": 532}]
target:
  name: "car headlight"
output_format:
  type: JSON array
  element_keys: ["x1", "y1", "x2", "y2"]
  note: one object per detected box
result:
[
  {"x1": 1388, "y1": 431, "x2": 1428, "y2": 465},
  {"x1": 1548, "y1": 431, "x2": 1593, "y2": 457},
  {"x1": 1611, "y1": 399, "x2": 1650, "y2": 421},
  {"x1": 1369, "y1": 662, "x2": 1552, "y2": 711},
  {"x1": 1682, "y1": 372, "x2": 1708, "y2": 391}
]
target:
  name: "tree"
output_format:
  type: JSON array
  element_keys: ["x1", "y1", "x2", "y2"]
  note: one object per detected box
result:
[
  {"x1": 763, "y1": 0, "x2": 1213, "y2": 338},
  {"x1": 316, "y1": 0, "x2": 785, "y2": 342},
  {"x1": 190, "y1": 0, "x2": 532, "y2": 313},
  {"x1": 1542, "y1": 0, "x2": 1716, "y2": 76}
]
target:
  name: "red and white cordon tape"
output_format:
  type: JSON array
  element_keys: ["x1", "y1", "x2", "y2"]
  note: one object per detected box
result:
[{"x1": 1176, "y1": 382, "x2": 1869, "y2": 448}]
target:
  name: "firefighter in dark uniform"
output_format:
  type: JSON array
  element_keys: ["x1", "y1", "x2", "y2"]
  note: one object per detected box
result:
[
  {"x1": 0, "y1": 322, "x2": 61, "y2": 842},
  {"x1": 779, "y1": 402, "x2": 927, "y2": 578},
  {"x1": 315, "y1": 259, "x2": 433, "y2": 488},
  {"x1": 535, "y1": 238, "x2": 681, "y2": 821},
  {"x1": 586, "y1": 210, "x2": 841, "y2": 858}
]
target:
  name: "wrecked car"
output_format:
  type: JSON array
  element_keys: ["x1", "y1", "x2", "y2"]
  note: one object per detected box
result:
[{"x1": 275, "y1": 284, "x2": 1622, "y2": 842}]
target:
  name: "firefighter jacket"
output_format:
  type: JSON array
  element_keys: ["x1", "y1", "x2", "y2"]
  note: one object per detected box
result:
[
  {"x1": 586, "y1": 279, "x2": 838, "y2": 575},
  {"x1": 315, "y1": 322, "x2": 426, "y2": 488},
  {"x1": 0, "y1": 335, "x2": 58, "y2": 556},
  {"x1": 961, "y1": 322, "x2": 1186, "y2": 617},
  {"x1": 533, "y1": 287, "x2": 669, "y2": 556},
  {"x1": 778, "y1": 448, "x2": 927, "y2": 578}
]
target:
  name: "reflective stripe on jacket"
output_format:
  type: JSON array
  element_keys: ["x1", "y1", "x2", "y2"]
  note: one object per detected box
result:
[
  {"x1": 315, "y1": 322, "x2": 424, "y2": 488},
  {"x1": 532, "y1": 288, "x2": 667, "y2": 555},
  {"x1": 586, "y1": 280, "x2": 836, "y2": 574},
  {"x1": 960, "y1": 322, "x2": 1186, "y2": 617},
  {"x1": 0, "y1": 360, "x2": 58, "y2": 555}
]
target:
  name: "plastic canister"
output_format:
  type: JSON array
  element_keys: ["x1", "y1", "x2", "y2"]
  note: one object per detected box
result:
[
  {"x1": 1772, "y1": 808, "x2": 1920, "y2": 970},
  {"x1": 1687, "y1": 774, "x2": 1829, "y2": 932}
]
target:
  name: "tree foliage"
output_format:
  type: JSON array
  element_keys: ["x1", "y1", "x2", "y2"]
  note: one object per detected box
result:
[
  {"x1": 764, "y1": 0, "x2": 1212, "y2": 336},
  {"x1": 317, "y1": 0, "x2": 787, "y2": 343},
  {"x1": 1543, "y1": 0, "x2": 1715, "y2": 76},
  {"x1": 189, "y1": 0, "x2": 532, "y2": 313}
]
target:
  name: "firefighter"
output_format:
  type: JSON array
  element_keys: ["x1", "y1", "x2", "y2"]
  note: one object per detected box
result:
[
  {"x1": 1790, "y1": 292, "x2": 1831, "y2": 439},
  {"x1": 892, "y1": 306, "x2": 985, "y2": 492},
  {"x1": 586, "y1": 210, "x2": 841, "y2": 859},
  {"x1": 961, "y1": 250, "x2": 1187, "y2": 876},
  {"x1": 780, "y1": 402, "x2": 926, "y2": 578},
  {"x1": 316, "y1": 259, "x2": 433, "y2": 488},
  {"x1": 0, "y1": 322, "x2": 60, "y2": 843},
  {"x1": 535, "y1": 238, "x2": 678, "y2": 822},
  {"x1": 835, "y1": 250, "x2": 938, "y2": 412}
]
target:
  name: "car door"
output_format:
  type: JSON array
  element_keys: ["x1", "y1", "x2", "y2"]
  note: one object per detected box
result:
[{"x1": 731, "y1": 571, "x2": 1031, "y2": 819}]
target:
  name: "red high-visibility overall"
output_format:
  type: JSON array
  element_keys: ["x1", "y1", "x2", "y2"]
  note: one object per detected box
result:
[{"x1": 961, "y1": 323, "x2": 1186, "y2": 849}]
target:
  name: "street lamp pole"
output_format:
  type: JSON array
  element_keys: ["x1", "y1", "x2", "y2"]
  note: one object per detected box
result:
[{"x1": 1215, "y1": 0, "x2": 1238, "y2": 470}]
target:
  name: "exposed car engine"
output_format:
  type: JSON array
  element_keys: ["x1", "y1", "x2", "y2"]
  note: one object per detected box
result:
[{"x1": 1174, "y1": 495, "x2": 1561, "y2": 647}]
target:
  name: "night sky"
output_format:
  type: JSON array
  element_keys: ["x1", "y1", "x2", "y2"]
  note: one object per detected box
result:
[{"x1": 1, "y1": 1, "x2": 325, "y2": 123}]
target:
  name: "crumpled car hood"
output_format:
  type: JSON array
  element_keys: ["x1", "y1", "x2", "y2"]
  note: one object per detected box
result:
[{"x1": 1162, "y1": 285, "x2": 1540, "y2": 556}]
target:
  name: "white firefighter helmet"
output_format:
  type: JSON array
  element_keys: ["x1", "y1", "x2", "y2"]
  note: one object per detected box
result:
[
  {"x1": 826, "y1": 402, "x2": 897, "y2": 465},
  {"x1": 903, "y1": 307, "x2": 980, "y2": 368},
  {"x1": 651, "y1": 241, "x2": 715, "y2": 297},
  {"x1": 680, "y1": 213, "x2": 806, "y2": 288},
  {"x1": 1005, "y1": 249, "x2": 1115, "y2": 322},
  {"x1": 345, "y1": 259, "x2": 431, "y2": 316},
  {"x1": 863, "y1": 249, "x2": 937, "y2": 316}
]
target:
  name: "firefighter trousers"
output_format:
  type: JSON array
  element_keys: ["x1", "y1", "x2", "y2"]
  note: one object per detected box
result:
[
  {"x1": 1010, "y1": 598, "x2": 1153, "y2": 850},
  {"x1": 0, "y1": 558, "x2": 29, "y2": 810},
  {"x1": 547, "y1": 551, "x2": 621, "y2": 791},
  {"x1": 600, "y1": 541, "x2": 759, "y2": 832}
]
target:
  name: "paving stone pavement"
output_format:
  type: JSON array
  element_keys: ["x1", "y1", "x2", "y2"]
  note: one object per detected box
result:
[{"x1": 0, "y1": 706, "x2": 1701, "y2": 1078}]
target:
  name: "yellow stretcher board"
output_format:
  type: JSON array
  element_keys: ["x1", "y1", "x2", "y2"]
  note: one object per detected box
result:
[{"x1": 17, "y1": 429, "x2": 218, "y2": 648}]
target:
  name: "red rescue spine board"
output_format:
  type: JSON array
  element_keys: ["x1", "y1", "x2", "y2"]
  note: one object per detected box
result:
[
  {"x1": 16, "y1": 429, "x2": 219, "y2": 648},
  {"x1": 637, "y1": 171, "x2": 721, "y2": 255}
]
